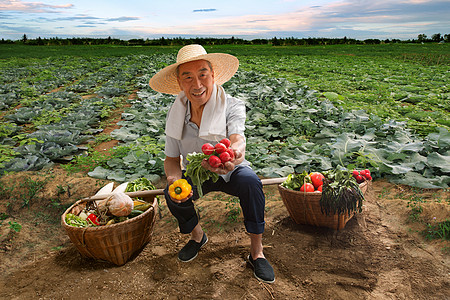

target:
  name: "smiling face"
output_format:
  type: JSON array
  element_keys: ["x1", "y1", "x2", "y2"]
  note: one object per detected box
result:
[{"x1": 176, "y1": 59, "x2": 215, "y2": 110}]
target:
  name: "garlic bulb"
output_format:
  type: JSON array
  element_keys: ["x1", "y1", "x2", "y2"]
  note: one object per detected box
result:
[
  {"x1": 106, "y1": 192, "x2": 134, "y2": 217},
  {"x1": 78, "y1": 211, "x2": 88, "y2": 220}
]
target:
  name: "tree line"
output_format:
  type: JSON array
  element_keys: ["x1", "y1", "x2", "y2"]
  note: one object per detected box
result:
[{"x1": 1, "y1": 33, "x2": 448, "y2": 46}]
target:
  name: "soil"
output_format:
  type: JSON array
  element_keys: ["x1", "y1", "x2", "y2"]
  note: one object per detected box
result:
[
  {"x1": 1, "y1": 91, "x2": 449, "y2": 299},
  {"x1": 0, "y1": 167, "x2": 449, "y2": 300}
]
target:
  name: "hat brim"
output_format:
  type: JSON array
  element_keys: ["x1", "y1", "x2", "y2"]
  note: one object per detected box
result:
[{"x1": 149, "y1": 53, "x2": 239, "y2": 95}]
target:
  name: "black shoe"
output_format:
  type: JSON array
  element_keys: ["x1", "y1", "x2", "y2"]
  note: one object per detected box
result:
[
  {"x1": 247, "y1": 254, "x2": 275, "y2": 283},
  {"x1": 178, "y1": 232, "x2": 208, "y2": 262}
]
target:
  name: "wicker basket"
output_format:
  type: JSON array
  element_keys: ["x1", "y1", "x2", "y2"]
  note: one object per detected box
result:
[
  {"x1": 278, "y1": 180, "x2": 370, "y2": 230},
  {"x1": 61, "y1": 195, "x2": 158, "y2": 265}
]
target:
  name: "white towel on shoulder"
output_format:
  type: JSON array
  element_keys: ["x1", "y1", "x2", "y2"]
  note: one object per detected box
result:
[{"x1": 165, "y1": 84, "x2": 227, "y2": 141}]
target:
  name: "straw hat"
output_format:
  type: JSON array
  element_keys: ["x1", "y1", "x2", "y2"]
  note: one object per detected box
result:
[{"x1": 149, "y1": 44, "x2": 239, "y2": 95}]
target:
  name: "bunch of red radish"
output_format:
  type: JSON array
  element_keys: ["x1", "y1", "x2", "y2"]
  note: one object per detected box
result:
[
  {"x1": 201, "y1": 138, "x2": 235, "y2": 168},
  {"x1": 352, "y1": 169, "x2": 372, "y2": 183}
]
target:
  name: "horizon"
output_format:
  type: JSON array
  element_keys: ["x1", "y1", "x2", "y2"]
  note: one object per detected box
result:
[{"x1": 4, "y1": 34, "x2": 446, "y2": 42}]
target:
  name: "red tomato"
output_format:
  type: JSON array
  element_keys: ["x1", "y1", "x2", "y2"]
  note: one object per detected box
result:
[
  {"x1": 208, "y1": 155, "x2": 222, "y2": 168},
  {"x1": 300, "y1": 183, "x2": 315, "y2": 192},
  {"x1": 214, "y1": 143, "x2": 227, "y2": 154},
  {"x1": 87, "y1": 213, "x2": 100, "y2": 226},
  {"x1": 310, "y1": 172, "x2": 325, "y2": 188},
  {"x1": 220, "y1": 138, "x2": 231, "y2": 148},
  {"x1": 201, "y1": 143, "x2": 214, "y2": 155},
  {"x1": 352, "y1": 170, "x2": 360, "y2": 178},
  {"x1": 317, "y1": 185, "x2": 323, "y2": 192}
]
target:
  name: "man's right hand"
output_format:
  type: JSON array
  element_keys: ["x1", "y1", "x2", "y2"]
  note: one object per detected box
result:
[
  {"x1": 167, "y1": 175, "x2": 178, "y2": 186},
  {"x1": 167, "y1": 175, "x2": 193, "y2": 203}
]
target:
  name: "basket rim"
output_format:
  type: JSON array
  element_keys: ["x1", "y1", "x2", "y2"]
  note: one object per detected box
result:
[
  {"x1": 278, "y1": 179, "x2": 369, "y2": 195},
  {"x1": 278, "y1": 183, "x2": 322, "y2": 195},
  {"x1": 61, "y1": 197, "x2": 157, "y2": 232}
]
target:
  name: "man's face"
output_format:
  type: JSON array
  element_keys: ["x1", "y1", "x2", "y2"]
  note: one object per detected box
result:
[{"x1": 177, "y1": 59, "x2": 215, "y2": 108}]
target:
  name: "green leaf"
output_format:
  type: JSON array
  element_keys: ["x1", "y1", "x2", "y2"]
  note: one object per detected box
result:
[
  {"x1": 323, "y1": 92, "x2": 344, "y2": 101},
  {"x1": 107, "y1": 170, "x2": 127, "y2": 182},
  {"x1": 185, "y1": 152, "x2": 219, "y2": 197},
  {"x1": 389, "y1": 172, "x2": 446, "y2": 189},
  {"x1": 427, "y1": 152, "x2": 450, "y2": 173},
  {"x1": 87, "y1": 166, "x2": 109, "y2": 179},
  {"x1": 380, "y1": 162, "x2": 413, "y2": 175}
]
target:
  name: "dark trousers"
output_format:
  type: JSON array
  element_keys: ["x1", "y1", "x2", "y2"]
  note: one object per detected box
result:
[{"x1": 164, "y1": 166, "x2": 266, "y2": 234}]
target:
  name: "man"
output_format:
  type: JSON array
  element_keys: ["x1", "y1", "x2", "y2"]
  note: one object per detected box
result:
[{"x1": 149, "y1": 44, "x2": 275, "y2": 283}]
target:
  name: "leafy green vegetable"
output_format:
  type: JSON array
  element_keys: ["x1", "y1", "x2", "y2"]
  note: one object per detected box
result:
[
  {"x1": 185, "y1": 152, "x2": 219, "y2": 197},
  {"x1": 125, "y1": 177, "x2": 161, "y2": 218},
  {"x1": 125, "y1": 177, "x2": 157, "y2": 192},
  {"x1": 65, "y1": 213, "x2": 89, "y2": 227},
  {"x1": 1, "y1": 46, "x2": 449, "y2": 190},
  {"x1": 320, "y1": 169, "x2": 365, "y2": 216},
  {"x1": 281, "y1": 171, "x2": 311, "y2": 190}
]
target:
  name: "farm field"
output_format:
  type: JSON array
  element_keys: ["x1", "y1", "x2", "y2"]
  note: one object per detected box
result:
[{"x1": 0, "y1": 43, "x2": 449, "y2": 299}]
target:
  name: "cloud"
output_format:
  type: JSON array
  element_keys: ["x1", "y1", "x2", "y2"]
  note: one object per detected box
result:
[
  {"x1": 319, "y1": 0, "x2": 450, "y2": 20},
  {"x1": 55, "y1": 15, "x2": 101, "y2": 21},
  {"x1": 83, "y1": 21, "x2": 106, "y2": 25},
  {"x1": 0, "y1": 23, "x2": 43, "y2": 34},
  {"x1": 247, "y1": 19, "x2": 270, "y2": 23},
  {"x1": 106, "y1": 16, "x2": 140, "y2": 22},
  {"x1": 173, "y1": 0, "x2": 449, "y2": 37},
  {"x1": 118, "y1": 0, "x2": 448, "y2": 40},
  {"x1": 1, "y1": 0, "x2": 448, "y2": 40},
  {"x1": 0, "y1": 0, "x2": 73, "y2": 13},
  {"x1": 13, "y1": 13, "x2": 139, "y2": 24},
  {"x1": 193, "y1": 8, "x2": 216, "y2": 13},
  {"x1": 402, "y1": 0, "x2": 431, "y2": 3},
  {"x1": 0, "y1": 11, "x2": 14, "y2": 18}
]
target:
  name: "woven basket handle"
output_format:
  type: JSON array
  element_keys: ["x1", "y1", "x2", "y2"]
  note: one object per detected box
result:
[
  {"x1": 79, "y1": 176, "x2": 287, "y2": 203},
  {"x1": 81, "y1": 177, "x2": 287, "y2": 202},
  {"x1": 80, "y1": 189, "x2": 165, "y2": 202}
]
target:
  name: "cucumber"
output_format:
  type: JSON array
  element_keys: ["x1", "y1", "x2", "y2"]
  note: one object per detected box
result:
[
  {"x1": 134, "y1": 202, "x2": 153, "y2": 212},
  {"x1": 128, "y1": 209, "x2": 144, "y2": 218}
]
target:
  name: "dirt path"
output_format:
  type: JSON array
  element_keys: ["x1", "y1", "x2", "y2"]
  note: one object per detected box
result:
[{"x1": 0, "y1": 170, "x2": 449, "y2": 299}]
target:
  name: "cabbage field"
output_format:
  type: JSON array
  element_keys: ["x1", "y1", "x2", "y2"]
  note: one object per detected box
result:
[{"x1": 0, "y1": 44, "x2": 449, "y2": 188}]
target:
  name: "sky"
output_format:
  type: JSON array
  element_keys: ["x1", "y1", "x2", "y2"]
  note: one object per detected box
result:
[{"x1": 0, "y1": 0, "x2": 449, "y2": 40}]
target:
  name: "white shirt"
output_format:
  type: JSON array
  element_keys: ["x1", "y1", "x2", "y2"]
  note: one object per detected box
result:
[{"x1": 164, "y1": 93, "x2": 250, "y2": 181}]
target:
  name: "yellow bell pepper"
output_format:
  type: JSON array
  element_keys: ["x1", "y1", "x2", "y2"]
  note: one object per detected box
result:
[{"x1": 169, "y1": 179, "x2": 192, "y2": 200}]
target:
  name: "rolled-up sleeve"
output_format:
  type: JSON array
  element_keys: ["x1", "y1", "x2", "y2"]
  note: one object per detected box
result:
[
  {"x1": 226, "y1": 97, "x2": 246, "y2": 137},
  {"x1": 164, "y1": 135, "x2": 181, "y2": 158}
]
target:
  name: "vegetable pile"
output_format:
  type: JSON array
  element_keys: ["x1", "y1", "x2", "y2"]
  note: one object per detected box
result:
[
  {"x1": 282, "y1": 168, "x2": 368, "y2": 216},
  {"x1": 65, "y1": 178, "x2": 157, "y2": 228},
  {"x1": 281, "y1": 170, "x2": 324, "y2": 192}
]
